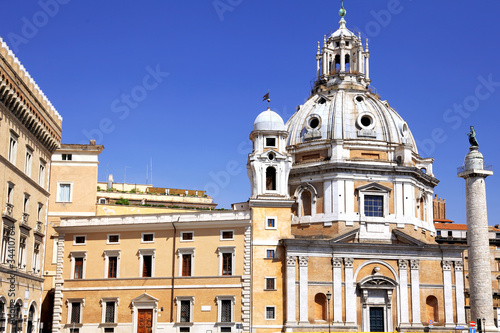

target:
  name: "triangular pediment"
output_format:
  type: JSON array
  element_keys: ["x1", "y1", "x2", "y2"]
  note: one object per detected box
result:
[
  {"x1": 392, "y1": 229, "x2": 426, "y2": 246},
  {"x1": 331, "y1": 228, "x2": 360, "y2": 243},
  {"x1": 131, "y1": 293, "x2": 158, "y2": 303},
  {"x1": 356, "y1": 182, "x2": 392, "y2": 193}
]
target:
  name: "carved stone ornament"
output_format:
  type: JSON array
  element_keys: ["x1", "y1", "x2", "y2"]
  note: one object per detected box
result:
[
  {"x1": 344, "y1": 258, "x2": 354, "y2": 268},
  {"x1": 287, "y1": 256, "x2": 296, "y2": 266},
  {"x1": 442, "y1": 260, "x2": 452, "y2": 271},
  {"x1": 454, "y1": 261, "x2": 463, "y2": 271},
  {"x1": 398, "y1": 259, "x2": 408, "y2": 270},
  {"x1": 299, "y1": 256, "x2": 309, "y2": 267},
  {"x1": 410, "y1": 259, "x2": 420, "y2": 270},
  {"x1": 332, "y1": 257, "x2": 342, "y2": 268}
]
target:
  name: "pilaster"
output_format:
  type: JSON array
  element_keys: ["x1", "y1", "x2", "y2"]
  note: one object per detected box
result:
[
  {"x1": 332, "y1": 258, "x2": 342, "y2": 323},
  {"x1": 410, "y1": 259, "x2": 422, "y2": 326},
  {"x1": 442, "y1": 260, "x2": 454, "y2": 327},
  {"x1": 454, "y1": 261, "x2": 466, "y2": 325},
  {"x1": 344, "y1": 258, "x2": 355, "y2": 324},
  {"x1": 398, "y1": 259, "x2": 410, "y2": 326},
  {"x1": 51, "y1": 233, "x2": 65, "y2": 333},
  {"x1": 299, "y1": 256, "x2": 309, "y2": 324},
  {"x1": 286, "y1": 256, "x2": 297, "y2": 325}
]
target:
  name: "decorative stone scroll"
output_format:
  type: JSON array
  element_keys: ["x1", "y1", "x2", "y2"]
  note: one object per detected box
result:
[
  {"x1": 299, "y1": 256, "x2": 309, "y2": 267},
  {"x1": 442, "y1": 260, "x2": 452, "y2": 271},
  {"x1": 344, "y1": 257, "x2": 354, "y2": 268}
]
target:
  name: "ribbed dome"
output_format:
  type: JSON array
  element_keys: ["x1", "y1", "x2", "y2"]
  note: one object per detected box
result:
[
  {"x1": 286, "y1": 90, "x2": 418, "y2": 154},
  {"x1": 253, "y1": 108, "x2": 286, "y2": 131}
]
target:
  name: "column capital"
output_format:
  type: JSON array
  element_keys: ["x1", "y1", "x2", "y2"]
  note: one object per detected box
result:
[
  {"x1": 454, "y1": 260, "x2": 464, "y2": 271},
  {"x1": 286, "y1": 256, "x2": 296, "y2": 267},
  {"x1": 332, "y1": 257, "x2": 342, "y2": 268},
  {"x1": 442, "y1": 260, "x2": 452, "y2": 271},
  {"x1": 410, "y1": 259, "x2": 420, "y2": 270},
  {"x1": 299, "y1": 256, "x2": 309, "y2": 267},
  {"x1": 344, "y1": 257, "x2": 354, "y2": 268},
  {"x1": 398, "y1": 259, "x2": 408, "y2": 270}
]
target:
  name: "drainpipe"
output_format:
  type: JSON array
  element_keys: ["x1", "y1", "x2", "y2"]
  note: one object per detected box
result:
[{"x1": 170, "y1": 219, "x2": 178, "y2": 322}]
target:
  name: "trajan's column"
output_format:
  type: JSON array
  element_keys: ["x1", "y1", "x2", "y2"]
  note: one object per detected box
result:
[{"x1": 458, "y1": 127, "x2": 495, "y2": 331}]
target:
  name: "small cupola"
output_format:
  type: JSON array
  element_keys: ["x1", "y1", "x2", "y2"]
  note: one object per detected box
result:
[
  {"x1": 314, "y1": 2, "x2": 371, "y2": 91},
  {"x1": 247, "y1": 108, "x2": 292, "y2": 199}
]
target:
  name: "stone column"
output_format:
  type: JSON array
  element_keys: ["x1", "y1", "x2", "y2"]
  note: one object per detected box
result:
[
  {"x1": 398, "y1": 259, "x2": 410, "y2": 326},
  {"x1": 324, "y1": 180, "x2": 332, "y2": 215},
  {"x1": 442, "y1": 260, "x2": 454, "y2": 327},
  {"x1": 458, "y1": 146, "x2": 495, "y2": 331},
  {"x1": 286, "y1": 256, "x2": 297, "y2": 325},
  {"x1": 340, "y1": 44, "x2": 345, "y2": 72},
  {"x1": 454, "y1": 261, "x2": 466, "y2": 325},
  {"x1": 332, "y1": 258, "x2": 342, "y2": 323},
  {"x1": 410, "y1": 259, "x2": 422, "y2": 326},
  {"x1": 344, "y1": 258, "x2": 355, "y2": 324},
  {"x1": 299, "y1": 256, "x2": 309, "y2": 324}
]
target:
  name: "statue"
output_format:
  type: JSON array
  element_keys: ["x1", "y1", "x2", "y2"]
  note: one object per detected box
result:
[{"x1": 467, "y1": 126, "x2": 479, "y2": 147}]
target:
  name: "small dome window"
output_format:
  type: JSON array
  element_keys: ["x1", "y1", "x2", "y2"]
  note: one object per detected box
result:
[
  {"x1": 318, "y1": 97, "x2": 326, "y2": 104},
  {"x1": 268, "y1": 152, "x2": 275, "y2": 161},
  {"x1": 355, "y1": 95, "x2": 364, "y2": 103},
  {"x1": 361, "y1": 116, "x2": 372, "y2": 127},
  {"x1": 356, "y1": 112, "x2": 376, "y2": 130},
  {"x1": 309, "y1": 118, "x2": 320, "y2": 129}
]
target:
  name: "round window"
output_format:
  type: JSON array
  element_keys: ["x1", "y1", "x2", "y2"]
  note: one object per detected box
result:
[
  {"x1": 309, "y1": 117, "x2": 320, "y2": 129},
  {"x1": 355, "y1": 95, "x2": 364, "y2": 103},
  {"x1": 361, "y1": 116, "x2": 372, "y2": 127},
  {"x1": 268, "y1": 152, "x2": 275, "y2": 161}
]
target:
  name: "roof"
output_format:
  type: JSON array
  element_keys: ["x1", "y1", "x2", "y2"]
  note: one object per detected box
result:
[{"x1": 434, "y1": 223, "x2": 467, "y2": 231}]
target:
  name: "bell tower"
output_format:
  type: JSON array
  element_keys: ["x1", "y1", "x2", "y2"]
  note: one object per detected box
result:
[{"x1": 247, "y1": 108, "x2": 292, "y2": 199}]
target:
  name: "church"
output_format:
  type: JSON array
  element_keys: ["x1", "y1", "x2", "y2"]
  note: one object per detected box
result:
[{"x1": 0, "y1": 3, "x2": 488, "y2": 333}]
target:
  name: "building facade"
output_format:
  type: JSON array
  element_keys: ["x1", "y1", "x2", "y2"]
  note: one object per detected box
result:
[{"x1": 0, "y1": 37, "x2": 62, "y2": 333}]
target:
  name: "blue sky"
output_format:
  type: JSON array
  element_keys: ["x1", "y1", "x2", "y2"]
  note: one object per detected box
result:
[{"x1": 1, "y1": 1, "x2": 500, "y2": 224}]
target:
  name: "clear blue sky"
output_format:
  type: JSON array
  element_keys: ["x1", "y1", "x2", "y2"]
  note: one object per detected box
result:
[{"x1": 1, "y1": 1, "x2": 499, "y2": 224}]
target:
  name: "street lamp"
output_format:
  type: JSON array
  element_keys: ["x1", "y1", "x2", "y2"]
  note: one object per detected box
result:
[{"x1": 326, "y1": 291, "x2": 332, "y2": 333}]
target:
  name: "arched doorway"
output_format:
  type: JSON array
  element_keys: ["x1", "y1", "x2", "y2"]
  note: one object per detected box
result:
[
  {"x1": 358, "y1": 275, "x2": 397, "y2": 332},
  {"x1": 27, "y1": 304, "x2": 36, "y2": 333}
]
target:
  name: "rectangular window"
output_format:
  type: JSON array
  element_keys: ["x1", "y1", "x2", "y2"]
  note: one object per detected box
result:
[
  {"x1": 142, "y1": 233, "x2": 154, "y2": 243},
  {"x1": 74, "y1": 236, "x2": 86, "y2": 245},
  {"x1": 180, "y1": 300, "x2": 191, "y2": 322},
  {"x1": 496, "y1": 259, "x2": 500, "y2": 271},
  {"x1": 33, "y1": 242, "x2": 40, "y2": 273},
  {"x1": 182, "y1": 254, "x2": 192, "y2": 277},
  {"x1": 181, "y1": 232, "x2": 193, "y2": 241},
  {"x1": 57, "y1": 183, "x2": 72, "y2": 202},
  {"x1": 179, "y1": 328, "x2": 190, "y2": 333},
  {"x1": 1, "y1": 227, "x2": 10, "y2": 263},
  {"x1": 364, "y1": 195, "x2": 383, "y2": 217},
  {"x1": 108, "y1": 257, "x2": 118, "y2": 278},
  {"x1": 37, "y1": 203, "x2": 43, "y2": 221},
  {"x1": 105, "y1": 301, "x2": 115, "y2": 323},
  {"x1": 7, "y1": 183, "x2": 14, "y2": 204},
  {"x1": 62, "y1": 154, "x2": 72, "y2": 161},
  {"x1": 142, "y1": 255, "x2": 152, "y2": 277},
  {"x1": 436, "y1": 230, "x2": 441, "y2": 236},
  {"x1": 266, "y1": 249, "x2": 275, "y2": 259},
  {"x1": 222, "y1": 253, "x2": 232, "y2": 276},
  {"x1": 74, "y1": 258, "x2": 84, "y2": 279},
  {"x1": 25, "y1": 148, "x2": 32, "y2": 176},
  {"x1": 107, "y1": 234, "x2": 120, "y2": 244},
  {"x1": 220, "y1": 300, "x2": 232, "y2": 322},
  {"x1": 8, "y1": 134, "x2": 17, "y2": 165},
  {"x1": 71, "y1": 302, "x2": 81, "y2": 323},
  {"x1": 38, "y1": 162, "x2": 45, "y2": 187},
  {"x1": 266, "y1": 217, "x2": 276, "y2": 229},
  {"x1": 265, "y1": 137, "x2": 276, "y2": 147},
  {"x1": 265, "y1": 278, "x2": 276, "y2": 290},
  {"x1": 23, "y1": 194, "x2": 29, "y2": 213},
  {"x1": 221, "y1": 230, "x2": 234, "y2": 240},
  {"x1": 220, "y1": 328, "x2": 231, "y2": 333},
  {"x1": 18, "y1": 236, "x2": 26, "y2": 269},
  {"x1": 265, "y1": 306, "x2": 276, "y2": 320},
  {"x1": 104, "y1": 329, "x2": 114, "y2": 333}
]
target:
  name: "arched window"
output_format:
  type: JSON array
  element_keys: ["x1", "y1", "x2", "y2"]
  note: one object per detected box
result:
[
  {"x1": 27, "y1": 304, "x2": 35, "y2": 333},
  {"x1": 314, "y1": 293, "x2": 327, "y2": 321},
  {"x1": 426, "y1": 296, "x2": 438, "y2": 323},
  {"x1": 345, "y1": 54, "x2": 350, "y2": 72},
  {"x1": 266, "y1": 167, "x2": 276, "y2": 191},
  {"x1": 335, "y1": 55, "x2": 341, "y2": 73},
  {"x1": 301, "y1": 190, "x2": 312, "y2": 216},
  {"x1": 11, "y1": 302, "x2": 22, "y2": 333}
]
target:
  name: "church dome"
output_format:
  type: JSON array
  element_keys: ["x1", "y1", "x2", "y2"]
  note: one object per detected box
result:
[
  {"x1": 253, "y1": 108, "x2": 286, "y2": 132},
  {"x1": 286, "y1": 90, "x2": 417, "y2": 154}
]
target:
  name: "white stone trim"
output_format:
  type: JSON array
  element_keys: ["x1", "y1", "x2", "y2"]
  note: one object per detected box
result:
[
  {"x1": 138, "y1": 249, "x2": 155, "y2": 277},
  {"x1": 177, "y1": 248, "x2": 195, "y2": 277},
  {"x1": 70, "y1": 251, "x2": 87, "y2": 279},
  {"x1": 103, "y1": 250, "x2": 120, "y2": 278},
  {"x1": 217, "y1": 246, "x2": 235, "y2": 276},
  {"x1": 100, "y1": 297, "x2": 119, "y2": 323}
]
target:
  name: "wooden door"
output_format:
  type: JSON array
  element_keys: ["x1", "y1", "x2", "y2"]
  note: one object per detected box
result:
[{"x1": 137, "y1": 309, "x2": 153, "y2": 333}]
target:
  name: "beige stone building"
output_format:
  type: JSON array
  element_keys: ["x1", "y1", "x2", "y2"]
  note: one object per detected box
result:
[{"x1": 0, "y1": 37, "x2": 62, "y2": 333}]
